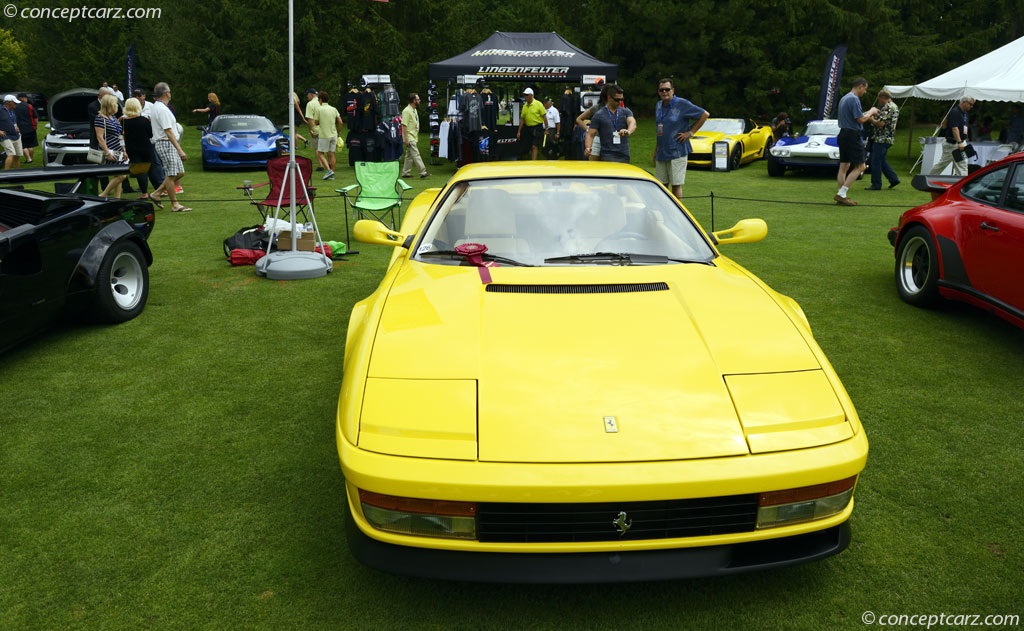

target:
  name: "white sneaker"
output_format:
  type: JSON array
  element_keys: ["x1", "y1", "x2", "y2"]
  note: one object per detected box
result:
[{"x1": 322, "y1": 170, "x2": 335, "y2": 180}]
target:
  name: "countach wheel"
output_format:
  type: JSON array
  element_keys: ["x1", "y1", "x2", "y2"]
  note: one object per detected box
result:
[
  {"x1": 895, "y1": 225, "x2": 940, "y2": 308},
  {"x1": 91, "y1": 240, "x2": 150, "y2": 323},
  {"x1": 767, "y1": 156, "x2": 785, "y2": 177}
]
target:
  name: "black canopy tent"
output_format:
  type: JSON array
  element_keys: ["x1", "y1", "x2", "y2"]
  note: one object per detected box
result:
[{"x1": 428, "y1": 31, "x2": 617, "y2": 84}]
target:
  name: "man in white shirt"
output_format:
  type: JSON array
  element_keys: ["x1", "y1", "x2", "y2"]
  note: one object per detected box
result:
[
  {"x1": 543, "y1": 96, "x2": 561, "y2": 158},
  {"x1": 149, "y1": 82, "x2": 190, "y2": 212}
]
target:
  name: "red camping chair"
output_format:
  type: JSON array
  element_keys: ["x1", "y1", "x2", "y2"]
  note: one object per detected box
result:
[{"x1": 239, "y1": 155, "x2": 316, "y2": 224}]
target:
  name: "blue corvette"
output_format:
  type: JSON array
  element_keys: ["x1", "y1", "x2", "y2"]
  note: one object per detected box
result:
[
  {"x1": 198, "y1": 115, "x2": 288, "y2": 170},
  {"x1": 766, "y1": 119, "x2": 841, "y2": 177}
]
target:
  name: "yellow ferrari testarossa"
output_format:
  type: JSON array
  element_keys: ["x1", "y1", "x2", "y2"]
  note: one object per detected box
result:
[
  {"x1": 687, "y1": 118, "x2": 774, "y2": 170},
  {"x1": 336, "y1": 161, "x2": 868, "y2": 583}
]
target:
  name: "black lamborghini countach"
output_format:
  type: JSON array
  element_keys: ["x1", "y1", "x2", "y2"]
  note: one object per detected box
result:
[{"x1": 0, "y1": 165, "x2": 155, "y2": 352}]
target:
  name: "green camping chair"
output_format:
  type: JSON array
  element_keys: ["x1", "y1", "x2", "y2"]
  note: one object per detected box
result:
[{"x1": 337, "y1": 161, "x2": 412, "y2": 242}]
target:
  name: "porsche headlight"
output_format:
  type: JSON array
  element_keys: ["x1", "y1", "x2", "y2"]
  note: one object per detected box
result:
[
  {"x1": 756, "y1": 476, "x2": 857, "y2": 529},
  {"x1": 359, "y1": 490, "x2": 477, "y2": 539}
]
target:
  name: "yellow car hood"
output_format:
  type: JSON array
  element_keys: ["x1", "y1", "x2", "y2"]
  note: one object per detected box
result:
[{"x1": 364, "y1": 261, "x2": 830, "y2": 464}]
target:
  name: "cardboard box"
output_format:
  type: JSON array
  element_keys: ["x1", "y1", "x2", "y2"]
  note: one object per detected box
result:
[{"x1": 276, "y1": 230, "x2": 317, "y2": 252}]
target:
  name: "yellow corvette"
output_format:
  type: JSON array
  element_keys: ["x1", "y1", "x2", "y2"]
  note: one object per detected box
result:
[
  {"x1": 337, "y1": 161, "x2": 868, "y2": 583},
  {"x1": 688, "y1": 118, "x2": 774, "y2": 170}
]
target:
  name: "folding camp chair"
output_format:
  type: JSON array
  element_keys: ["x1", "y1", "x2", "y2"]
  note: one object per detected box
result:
[
  {"x1": 336, "y1": 161, "x2": 412, "y2": 234},
  {"x1": 239, "y1": 155, "x2": 315, "y2": 223}
]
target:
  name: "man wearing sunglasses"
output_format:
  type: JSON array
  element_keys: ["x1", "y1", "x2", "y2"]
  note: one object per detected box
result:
[{"x1": 654, "y1": 79, "x2": 708, "y2": 198}]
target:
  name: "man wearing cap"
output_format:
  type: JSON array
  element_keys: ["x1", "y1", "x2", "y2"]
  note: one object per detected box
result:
[
  {"x1": 517, "y1": 88, "x2": 547, "y2": 160},
  {"x1": 1, "y1": 95, "x2": 23, "y2": 169},
  {"x1": 543, "y1": 96, "x2": 561, "y2": 158},
  {"x1": 305, "y1": 88, "x2": 328, "y2": 171}
]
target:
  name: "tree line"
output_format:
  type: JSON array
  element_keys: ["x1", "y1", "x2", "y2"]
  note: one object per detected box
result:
[{"x1": 3, "y1": 0, "x2": 1022, "y2": 127}]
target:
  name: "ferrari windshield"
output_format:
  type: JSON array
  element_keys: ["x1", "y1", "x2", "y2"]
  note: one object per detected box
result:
[
  {"x1": 414, "y1": 177, "x2": 716, "y2": 266},
  {"x1": 209, "y1": 116, "x2": 278, "y2": 134},
  {"x1": 699, "y1": 119, "x2": 744, "y2": 135}
]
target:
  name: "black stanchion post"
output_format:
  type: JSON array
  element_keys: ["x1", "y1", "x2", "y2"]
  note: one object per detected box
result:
[{"x1": 710, "y1": 190, "x2": 715, "y2": 232}]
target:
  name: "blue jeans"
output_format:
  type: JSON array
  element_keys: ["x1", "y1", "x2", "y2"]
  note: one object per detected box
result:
[{"x1": 869, "y1": 142, "x2": 899, "y2": 188}]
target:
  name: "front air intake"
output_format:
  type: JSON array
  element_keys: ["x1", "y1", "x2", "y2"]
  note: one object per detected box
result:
[{"x1": 485, "y1": 282, "x2": 669, "y2": 295}]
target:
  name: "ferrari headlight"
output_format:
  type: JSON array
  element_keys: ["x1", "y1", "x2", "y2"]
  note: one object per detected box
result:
[
  {"x1": 359, "y1": 490, "x2": 477, "y2": 539},
  {"x1": 756, "y1": 476, "x2": 856, "y2": 529}
]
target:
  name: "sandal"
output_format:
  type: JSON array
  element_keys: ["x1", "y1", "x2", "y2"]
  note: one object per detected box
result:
[
  {"x1": 171, "y1": 206, "x2": 192, "y2": 213},
  {"x1": 146, "y1": 193, "x2": 163, "y2": 209}
]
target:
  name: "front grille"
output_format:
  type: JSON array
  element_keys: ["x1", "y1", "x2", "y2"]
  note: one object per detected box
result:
[
  {"x1": 218, "y1": 151, "x2": 276, "y2": 161},
  {"x1": 477, "y1": 495, "x2": 759, "y2": 543},
  {"x1": 486, "y1": 282, "x2": 669, "y2": 295}
]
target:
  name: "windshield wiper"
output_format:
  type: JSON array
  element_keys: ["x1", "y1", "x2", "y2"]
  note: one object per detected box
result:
[
  {"x1": 420, "y1": 250, "x2": 531, "y2": 267},
  {"x1": 544, "y1": 252, "x2": 713, "y2": 265},
  {"x1": 544, "y1": 252, "x2": 638, "y2": 265}
]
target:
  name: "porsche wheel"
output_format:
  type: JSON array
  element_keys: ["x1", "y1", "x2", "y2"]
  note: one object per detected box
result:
[
  {"x1": 895, "y1": 225, "x2": 940, "y2": 308},
  {"x1": 729, "y1": 145, "x2": 742, "y2": 171},
  {"x1": 767, "y1": 156, "x2": 785, "y2": 177},
  {"x1": 91, "y1": 240, "x2": 150, "y2": 323}
]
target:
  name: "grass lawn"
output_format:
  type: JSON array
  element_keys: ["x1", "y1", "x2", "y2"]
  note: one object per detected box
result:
[{"x1": 1, "y1": 120, "x2": 1022, "y2": 629}]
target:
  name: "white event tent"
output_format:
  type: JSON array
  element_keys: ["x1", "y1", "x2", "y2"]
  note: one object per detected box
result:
[{"x1": 885, "y1": 35, "x2": 1024, "y2": 102}]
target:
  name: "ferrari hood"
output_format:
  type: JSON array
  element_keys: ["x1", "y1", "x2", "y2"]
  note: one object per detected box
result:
[{"x1": 363, "y1": 262, "x2": 832, "y2": 463}]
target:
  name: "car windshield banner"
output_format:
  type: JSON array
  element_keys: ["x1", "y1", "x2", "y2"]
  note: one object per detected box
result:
[{"x1": 816, "y1": 45, "x2": 847, "y2": 120}]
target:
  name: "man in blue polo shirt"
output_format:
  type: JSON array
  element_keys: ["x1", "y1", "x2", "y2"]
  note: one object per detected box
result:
[
  {"x1": 653, "y1": 78, "x2": 708, "y2": 199},
  {"x1": 585, "y1": 83, "x2": 636, "y2": 164},
  {"x1": 834, "y1": 77, "x2": 879, "y2": 206}
]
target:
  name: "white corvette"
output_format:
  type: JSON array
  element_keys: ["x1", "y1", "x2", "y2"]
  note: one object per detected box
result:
[{"x1": 767, "y1": 119, "x2": 842, "y2": 177}]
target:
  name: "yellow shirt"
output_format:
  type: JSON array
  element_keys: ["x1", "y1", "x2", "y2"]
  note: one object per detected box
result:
[
  {"x1": 305, "y1": 98, "x2": 320, "y2": 136},
  {"x1": 521, "y1": 99, "x2": 546, "y2": 127},
  {"x1": 402, "y1": 104, "x2": 419, "y2": 142}
]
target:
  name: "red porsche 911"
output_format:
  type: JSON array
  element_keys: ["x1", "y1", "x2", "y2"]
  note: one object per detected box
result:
[{"x1": 888, "y1": 152, "x2": 1024, "y2": 328}]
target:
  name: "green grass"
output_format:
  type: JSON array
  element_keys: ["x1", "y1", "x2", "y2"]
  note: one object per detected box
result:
[{"x1": 1, "y1": 122, "x2": 1022, "y2": 630}]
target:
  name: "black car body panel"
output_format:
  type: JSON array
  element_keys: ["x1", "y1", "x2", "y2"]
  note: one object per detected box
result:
[{"x1": 0, "y1": 165, "x2": 154, "y2": 352}]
